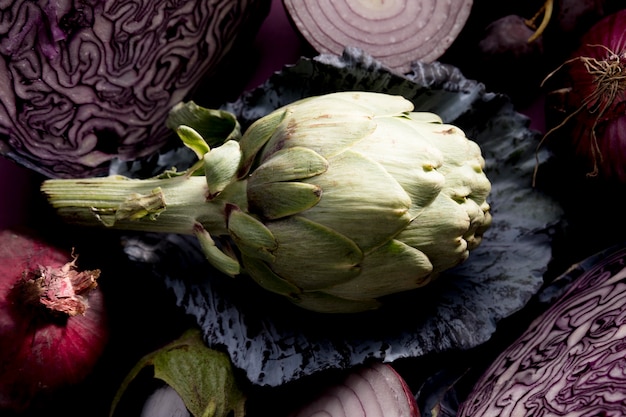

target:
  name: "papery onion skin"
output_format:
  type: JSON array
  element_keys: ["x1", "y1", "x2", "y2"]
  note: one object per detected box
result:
[
  {"x1": 544, "y1": 9, "x2": 626, "y2": 183},
  {"x1": 0, "y1": 229, "x2": 109, "y2": 413},
  {"x1": 457, "y1": 246, "x2": 626, "y2": 417},
  {"x1": 282, "y1": 0, "x2": 472, "y2": 73},
  {"x1": 0, "y1": 0, "x2": 271, "y2": 179}
]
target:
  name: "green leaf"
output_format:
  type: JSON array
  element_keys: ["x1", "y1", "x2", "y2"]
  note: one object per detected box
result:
[
  {"x1": 109, "y1": 329, "x2": 246, "y2": 417},
  {"x1": 167, "y1": 101, "x2": 241, "y2": 147}
]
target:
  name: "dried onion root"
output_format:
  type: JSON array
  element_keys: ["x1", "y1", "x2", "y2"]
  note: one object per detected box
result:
[
  {"x1": 536, "y1": 9, "x2": 626, "y2": 185},
  {"x1": 282, "y1": 0, "x2": 473, "y2": 73}
]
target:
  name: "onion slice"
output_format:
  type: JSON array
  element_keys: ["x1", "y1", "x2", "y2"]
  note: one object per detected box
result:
[
  {"x1": 282, "y1": 0, "x2": 473, "y2": 73},
  {"x1": 288, "y1": 362, "x2": 420, "y2": 417}
]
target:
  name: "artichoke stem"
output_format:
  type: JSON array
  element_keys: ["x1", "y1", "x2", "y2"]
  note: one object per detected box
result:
[{"x1": 40, "y1": 175, "x2": 247, "y2": 237}]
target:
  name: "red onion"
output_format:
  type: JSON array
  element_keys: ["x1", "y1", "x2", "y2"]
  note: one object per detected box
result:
[
  {"x1": 0, "y1": 229, "x2": 108, "y2": 413},
  {"x1": 282, "y1": 0, "x2": 472, "y2": 73},
  {"x1": 542, "y1": 9, "x2": 626, "y2": 183},
  {"x1": 288, "y1": 362, "x2": 420, "y2": 417}
]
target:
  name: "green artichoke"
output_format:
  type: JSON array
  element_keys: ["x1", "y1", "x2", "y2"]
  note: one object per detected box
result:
[{"x1": 42, "y1": 91, "x2": 492, "y2": 313}]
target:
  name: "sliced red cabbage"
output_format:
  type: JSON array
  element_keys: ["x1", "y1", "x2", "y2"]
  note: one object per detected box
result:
[
  {"x1": 457, "y1": 242, "x2": 626, "y2": 416},
  {"x1": 0, "y1": 0, "x2": 271, "y2": 178}
]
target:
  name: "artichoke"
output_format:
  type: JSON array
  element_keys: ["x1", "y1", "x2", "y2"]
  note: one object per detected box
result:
[{"x1": 42, "y1": 91, "x2": 492, "y2": 313}]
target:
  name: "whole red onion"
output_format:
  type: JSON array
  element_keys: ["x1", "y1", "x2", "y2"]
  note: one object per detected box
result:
[
  {"x1": 544, "y1": 9, "x2": 626, "y2": 183},
  {"x1": 0, "y1": 229, "x2": 109, "y2": 413}
]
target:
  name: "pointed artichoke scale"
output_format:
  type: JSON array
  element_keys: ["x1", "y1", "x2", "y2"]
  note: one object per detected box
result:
[
  {"x1": 249, "y1": 146, "x2": 329, "y2": 184},
  {"x1": 203, "y1": 140, "x2": 242, "y2": 197},
  {"x1": 247, "y1": 146, "x2": 328, "y2": 219},
  {"x1": 398, "y1": 193, "x2": 471, "y2": 273},
  {"x1": 324, "y1": 239, "x2": 434, "y2": 300},
  {"x1": 300, "y1": 149, "x2": 412, "y2": 251},
  {"x1": 240, "y1": 254, "x2": 302, "y2": 300},
  {"x1": 284, "y1": 91, "x2": 415, "y2": 120},
  {"x1": 237, "y1": 108, "x2": 287, "y2": 177},
  {"x1": 351, "y1": 115, "x2": 447, "y2": 209},
  {"x1": 227, "y1": 207, "x2": 277, "y2": 263},
  {"x1": 330, "y1": 91, "x2": 415, "y2": 117},
  {"x1": 265, "y1": 216, "x2": 363, "y2": 291},
  {"x1": 259, "y1": 108, "x2": 376, "y2": 161},
  {"x1": 248, "y1": 181, "x2": 322, "y2": 220},
  {"x1": 241, "y1": 253, "x2": 381, "y2": 314},
  {"x1": 193, "y1": 224, "x2": 241, "y2": 277}
]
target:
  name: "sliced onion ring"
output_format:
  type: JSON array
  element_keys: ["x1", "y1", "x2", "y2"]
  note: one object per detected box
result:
[
  {"x1": 283, "y1": 0, "x2": 473, "y2": 73},
  {"x1": 288, "y1": 362, "x2": 419, "y2": 417}
]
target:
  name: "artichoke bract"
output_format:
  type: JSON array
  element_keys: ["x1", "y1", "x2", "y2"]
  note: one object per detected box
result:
[{"x1": 42, "y1": 92, "x2": 492, "y2": 313}]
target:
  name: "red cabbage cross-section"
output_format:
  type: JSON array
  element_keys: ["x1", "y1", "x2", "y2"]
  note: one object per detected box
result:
[
  {"x1": 458, "y1": 246, "x2": 626, "y2": 417},
  {"x1": 0, "y1": 0, "x2": 270, "y2": 178}
]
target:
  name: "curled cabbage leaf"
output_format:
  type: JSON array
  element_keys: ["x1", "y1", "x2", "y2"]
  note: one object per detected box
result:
[{"x1": 0, "y1": 0, "x2": 270, "y2": 178}]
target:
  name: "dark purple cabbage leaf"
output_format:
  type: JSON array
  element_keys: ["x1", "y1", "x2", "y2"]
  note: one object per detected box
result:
[
  {"x1": 117, "y1": 48, "x2": 565, "y2": 387},
  {"x1": 0, "y1": 0, "x2": 271, "y2": 178}
]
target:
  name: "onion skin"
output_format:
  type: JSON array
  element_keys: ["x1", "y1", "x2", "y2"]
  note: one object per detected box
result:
[
  {"x1": 544, "y1": 9, "x2": 626, "y2": 183},
  {"x1": 0, "y1": 229, "x2": 108, "y2": 413},
  {"x1": 282, "y1": 0, "x2": 472, "y2": 73},
  {"x1": 457, "y1": 246, "x2": 626, "y2": 417}
]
